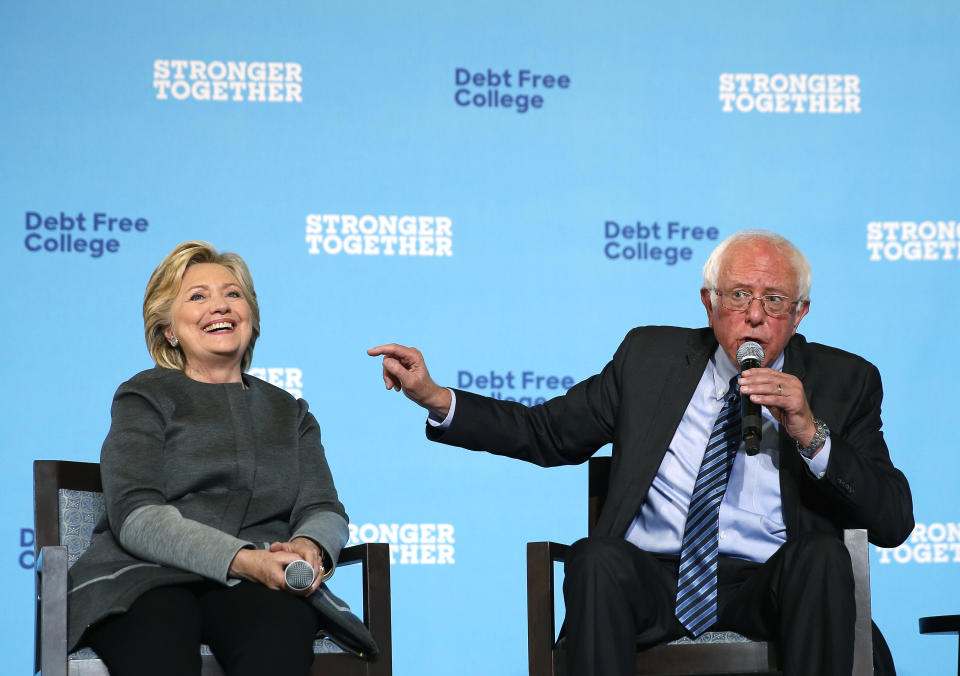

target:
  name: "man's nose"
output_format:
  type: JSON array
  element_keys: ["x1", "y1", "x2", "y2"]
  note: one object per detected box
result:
[{"x1": 744, "y1": 297, "x2": 766, "y2": 324}]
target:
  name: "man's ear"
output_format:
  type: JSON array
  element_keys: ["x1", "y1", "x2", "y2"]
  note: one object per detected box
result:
[
  {"x1": 792, "y1": 300, "x2": 810, "y2": 334},
  {"x1": 700, "y1": 288, "x2": 715, "y2": 328}
]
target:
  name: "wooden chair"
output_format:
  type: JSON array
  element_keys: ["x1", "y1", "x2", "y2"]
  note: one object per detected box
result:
[
  {"x1": 34, "y1": 460, "x2": 392, "y2": 676},
  {"x1": 526, "y1": 456, "x2": 874, "y2": 676}
]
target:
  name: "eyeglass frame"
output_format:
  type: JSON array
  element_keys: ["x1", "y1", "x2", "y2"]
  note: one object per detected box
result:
[{"x1": 712, "y1": 288, "x2": 804, "y2": 318}]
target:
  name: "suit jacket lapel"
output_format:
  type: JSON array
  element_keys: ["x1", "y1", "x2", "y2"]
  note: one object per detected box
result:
[
  {"x1": 605, "y1": 329, "x2": 717, "y2": 537},
  {"x1": 642, "y1": 329, "x2": 717, "y2": 474}
]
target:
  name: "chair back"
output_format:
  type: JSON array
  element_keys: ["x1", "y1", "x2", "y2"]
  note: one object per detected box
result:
[
  {"x1": 34, "y1": 460, "x2": 104, "y2": 558},
  {"x1": 34, "y1": 460, "x2": 104, "y2": 676}
]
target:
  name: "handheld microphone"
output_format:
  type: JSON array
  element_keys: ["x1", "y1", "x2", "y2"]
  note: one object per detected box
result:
[
  {"x1": 736, "y1": 341, "x2": 765, "y2": 455},
  {"x1": 284, "y1": 559, "x2": 315, "y2": 591}
]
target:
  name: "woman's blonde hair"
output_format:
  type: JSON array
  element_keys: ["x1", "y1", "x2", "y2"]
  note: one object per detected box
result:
[{"x1": 143, "y1": 241, "x2": 261, "y2": 371}]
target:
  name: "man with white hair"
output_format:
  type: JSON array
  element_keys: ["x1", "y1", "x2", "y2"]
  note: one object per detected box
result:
[{"x1": 369, "y1": 229, "x2": 913, "y2": 676}]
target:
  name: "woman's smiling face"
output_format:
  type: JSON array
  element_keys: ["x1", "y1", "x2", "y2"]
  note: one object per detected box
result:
[{"x1": 164, "y1": 263, "x2": 252, "y2": 380}]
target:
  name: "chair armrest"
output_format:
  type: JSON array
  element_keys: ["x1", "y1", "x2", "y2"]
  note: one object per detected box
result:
[
  {"x1": 843, "y1": 529, "x2": 873, "y2": 676},
  {"x1": 919, "y1": 615, "x2": 960, "y2": 635},
  {"x1": 335, "y1": 543, "x2": 367, "y2": 566},
  {"x1": 527, "y1": 542, "x2": 569, "y2": 676},
  {"x1": 36, "y1": 545, "x2": 68, "y2": 676},
  {"x1": 335, "y1": 543, "x2": 392, "y2": 674}
]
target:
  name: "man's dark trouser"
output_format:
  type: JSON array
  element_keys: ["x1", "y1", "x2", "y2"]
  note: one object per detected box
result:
[{"x1": 563, "y1": 532, "x2": 855, "y2": 676}]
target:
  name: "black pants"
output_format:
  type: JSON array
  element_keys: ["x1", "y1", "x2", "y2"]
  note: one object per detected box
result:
[
  {"x1": 84, "y1": 581, "x2": 320, "y2": 676},
  {"x1": 562, "y1": 532, "x2": 856, "y2": 676}
]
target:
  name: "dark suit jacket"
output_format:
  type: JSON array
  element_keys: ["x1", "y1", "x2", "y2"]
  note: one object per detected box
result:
[{"x1": 427, "y1": 326, "x2": 913, "y2": 549}]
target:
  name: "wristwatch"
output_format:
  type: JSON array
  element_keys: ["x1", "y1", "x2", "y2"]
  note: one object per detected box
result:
[{"x1": 797, "y1": 417, "x2": 829, "y2": 459}]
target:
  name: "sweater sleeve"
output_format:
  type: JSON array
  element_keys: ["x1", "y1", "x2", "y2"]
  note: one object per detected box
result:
[
  {"x1": 119, "y1": 504, "x2": 251, "y2": 584},
  {"x1": 288, "y1": 402, "x2": 349, "y2": 572},
  {"x1": 99, "y1": 384, "x2": 171, "y2": 530}
]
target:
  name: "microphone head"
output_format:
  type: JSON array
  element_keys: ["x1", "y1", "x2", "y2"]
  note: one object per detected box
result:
[
  {"x1": 284, "y1": 559, "x2": 315, "y2": 591},
  {"x1": 736, "y1": 341, "x2": 765, "y2": 371}
]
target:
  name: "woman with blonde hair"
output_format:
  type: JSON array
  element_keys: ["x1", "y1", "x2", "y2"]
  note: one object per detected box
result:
[{"x1": 67, "y1": 241, "x2": 374, "y2": 675}]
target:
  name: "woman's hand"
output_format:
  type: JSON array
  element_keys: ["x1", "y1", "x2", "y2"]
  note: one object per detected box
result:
[
  {"x1": 270, "y1": 537, "x2": 326, "y2": 595},
  {"x1": 228, "y1": 546, "x2": 318, "y2": 596}
]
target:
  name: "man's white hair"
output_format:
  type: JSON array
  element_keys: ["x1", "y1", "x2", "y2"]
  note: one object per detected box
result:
[{"x1": 701, "y1": 229, "x2": 812, "y2": 303}]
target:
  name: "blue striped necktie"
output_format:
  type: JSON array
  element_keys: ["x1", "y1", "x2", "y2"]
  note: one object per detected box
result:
[{"x1": 675, "y1": 374, "x2": 742, "y2": 636}]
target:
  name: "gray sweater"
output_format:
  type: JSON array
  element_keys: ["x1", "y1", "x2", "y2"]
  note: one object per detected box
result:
[{"x1": 67, "y1": 367, "x2": 351, "y2": 651}]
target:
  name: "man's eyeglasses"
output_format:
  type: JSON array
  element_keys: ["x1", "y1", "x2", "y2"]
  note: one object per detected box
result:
[{"x1": 713, "y1": 289, "x2": 800, "y2": 318}]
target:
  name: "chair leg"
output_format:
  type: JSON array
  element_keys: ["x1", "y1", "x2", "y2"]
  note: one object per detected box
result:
[
  {"x1": 845, "y1": 529, "x2": 873, "y2": 676},
  {"x1": 527, "y1": 541, "x2": 569, "y2": 676},
  {"x1": 37, "y1": 546, "x2": 69, "y2": 676},
  {"x1": 361, "y1": 543, "x2": 392, "y2": 676}
]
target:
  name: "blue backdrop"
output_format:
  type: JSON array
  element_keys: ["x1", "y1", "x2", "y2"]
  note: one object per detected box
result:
[{"x1": 2, "y1": 2, "x2": 958, "y2": 674}]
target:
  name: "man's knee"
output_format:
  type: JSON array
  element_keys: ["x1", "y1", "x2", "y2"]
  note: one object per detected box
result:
[
  {"x1": 566, "y1": 537, "x2": 636, "y2": 579},
  {"x1": 776, "y1": 532, "x2": 855, "y2": 613},
  {"x1": 789, "y1": 532, "x2": 852, "y2": 574},
  {"x1": 564, "y1": 537, "x2": 672, "y2": 611}
]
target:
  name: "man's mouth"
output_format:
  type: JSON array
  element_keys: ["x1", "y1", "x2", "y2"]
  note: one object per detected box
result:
[{"x1": 738, "y1": 338, "x2": 768, "y2": 354}]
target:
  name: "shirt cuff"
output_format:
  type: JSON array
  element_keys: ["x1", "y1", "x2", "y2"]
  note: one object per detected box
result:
[
  {"x1": 426, "y1": 388, "x2": 456, "y2": 429},
  {"x1": 801, "y1": 436, "x2": 832, "y2": 477}
]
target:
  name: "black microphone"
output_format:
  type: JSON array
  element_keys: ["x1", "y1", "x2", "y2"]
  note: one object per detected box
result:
[
  {"x1": 736, "y1": 341, "x2": 765, "y2": 455},
  {"x1": 284, "y1": 559, "x2": 315, "y2": 591}
]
